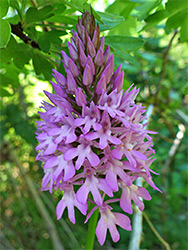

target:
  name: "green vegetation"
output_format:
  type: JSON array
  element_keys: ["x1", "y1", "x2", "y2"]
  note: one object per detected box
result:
[{"x1": 0, "y1": 0, "x2": 187, "y2": 249}]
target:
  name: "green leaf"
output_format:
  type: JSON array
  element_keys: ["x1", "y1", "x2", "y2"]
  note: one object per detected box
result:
[
  {"x1": 38, "y1": 30, "x2": 67, "y2": 52},
  {"x1": 165, "y1": 0, "x2": 188, "y2": 15},
  {"x1": 180, "y1": 14, "x2": 188, "y2": 42},
  {"x1": 106, "y1": 0, "x2": 138, "y2": 19},
  {"x1": 1, "y1": 36, "x2": 30, "y2": 68},
  {"x1": 114, "y1": 50, "x2": 140, "y2": 67},
  {"x1": 46, "y1": 15, "x2": 77, "y2": 25},
  {"x1": 96, "y1": 11, "x2": 125, "y2": 31},
  {"x1": 144, "y1": 10, "x2": 168, "y2": 24},
  {"x1": 105, "y1": 35, "x2": 144, "y2": 52},
  {"x1": 0, "y1": 19, "x2": 11, "y2": 48},
  {"x1": 0, "y1": 87, "x2": 12, "y2": 97},
  {"x1": 25, "y1": 6, "x2": 54, "y2": 24},
  {"x1": 108, "y1": 17, "x2": 137, "y2": 36},
  {"x1": 32, "y1": 51, "x2": 53, "y2": 80},
  {"x1": 0, "y1": 0, "x2": 9, "y2": 18},
  {"x1": 135, "y1": 0, "x2": 162, "y2": 20},
  {"x1": 52, "y1": 3, "x2": 66, "y2": 14},
  {"x1": 166, "y1": 9, "x2": 188, "y2": 31},
  {"x1": 61, "y1": 0, "x2": 88, "y2": 12}
]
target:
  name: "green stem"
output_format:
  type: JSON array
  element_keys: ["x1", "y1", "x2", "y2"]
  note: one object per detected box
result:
[{"x1": 85, "y1": 208, "x2": 99, "y2": 250}]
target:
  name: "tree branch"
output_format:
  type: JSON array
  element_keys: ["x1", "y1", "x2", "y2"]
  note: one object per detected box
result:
[
  {"x1": 143, "y1": 211, "x2": 171, "y2": 250},
  {"x1": 161, "y1": 123, "x2": 186, "y2": 224},
  {"x1": 11, "y1": 22, "x2": 40, "y2": 49}
]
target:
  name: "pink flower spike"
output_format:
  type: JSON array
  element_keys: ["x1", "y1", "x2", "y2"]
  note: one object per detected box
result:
[{"x1": 36, "y1": 11, "x2": 159, "y2": 243}]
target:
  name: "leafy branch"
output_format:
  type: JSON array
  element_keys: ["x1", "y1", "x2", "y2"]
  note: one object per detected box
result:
[{"x1": 10, "y1": 22, "x2": 40, "y2": 49}]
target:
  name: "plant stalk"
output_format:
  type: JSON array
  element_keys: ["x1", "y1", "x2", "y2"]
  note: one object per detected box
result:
[{"x1": 85, "y1": 208, "x2": 99, "y2": 250}]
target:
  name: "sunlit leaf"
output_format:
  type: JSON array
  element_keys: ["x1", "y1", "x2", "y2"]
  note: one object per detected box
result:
[
  {"x1": 0, "y1": 19, "x2": 11, "y2": 48},
  {"x1": 96, "y1": 11, "x2": 125, "y2": 31},
  {"x1": 0, "y1": 0, "x2": 9, "y2": 18},
  {"x1": 114, "y1": 49, "x2": 140, "y2": 67},
  {"x1": 105, "y1": 35, "x2": 144, "y2": 52}
]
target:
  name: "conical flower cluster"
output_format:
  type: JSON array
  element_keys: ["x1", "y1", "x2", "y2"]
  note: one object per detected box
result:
[{"x1": 36, "y1": 11, "x2": 160, "y2": 245}]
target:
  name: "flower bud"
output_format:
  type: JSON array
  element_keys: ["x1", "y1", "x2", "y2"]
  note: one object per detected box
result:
[
  {"x1": 94, "y1": 47, "x2": 104, "y2": 66},
  {"x1": 83, "y1": 64, "x2": 93, "y2": 86},
  {"x1": 68, "y1": 42, "x2": 78, "y2": 61}
]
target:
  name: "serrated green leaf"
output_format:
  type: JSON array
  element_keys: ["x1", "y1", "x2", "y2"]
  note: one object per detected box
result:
[
  {"x1": 38, "y1": 30, "x2": 66, "y2": 52},
  {"x1": 1, "y1": 36, "x2": 30, "y2": 68},
  {"x1": 0, "y1": 0, "x2": 9, "y2": 18},
  {"x1": 0, "y1": 19, "x2": 11, "y2": 48},
  {"x1": 105, "y1": 35, "x2": 144, "y2": 52},
  {"x1": 96, "y1": 11, "x2": 125, "y2": 31}
]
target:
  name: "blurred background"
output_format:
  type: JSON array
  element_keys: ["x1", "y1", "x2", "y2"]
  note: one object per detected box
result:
[{"x1": 0, "y1": 0, "x2": 187, "y2": 249}]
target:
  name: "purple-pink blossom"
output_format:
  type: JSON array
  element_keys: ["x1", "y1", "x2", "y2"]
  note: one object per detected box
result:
[{"x1": 36, "y1": 10, "x2": 160, "y2": 246}]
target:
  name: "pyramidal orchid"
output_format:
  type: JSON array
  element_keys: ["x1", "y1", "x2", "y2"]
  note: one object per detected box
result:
[{"x1": 36, "y1": 10, "x2": 160, "y2": 246}]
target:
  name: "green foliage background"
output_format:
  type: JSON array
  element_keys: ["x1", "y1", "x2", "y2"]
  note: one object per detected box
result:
[{"x1": 0, "y1": 0, "x2": 187, "y2": 249}]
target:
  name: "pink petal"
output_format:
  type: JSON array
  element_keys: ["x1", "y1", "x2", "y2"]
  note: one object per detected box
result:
[
  {"x1": 44, "y1": 156, "x2": 58, "y2": 169},
  {"x1": 96, "y1": 216, "x2": 107, "y2": 246},
  {"x1": 56, "y1": 199, "x2": 66, "y2": 220},
  {"x1": 111, "y1": 147, "x2": 122, "y2": 160},
  {"x1": 44, "y1": 142, "x2": 57, "y2": 155},
  {"x1": 106, "y1": 168, "x2": 118, "y2": 191},
  {"x1": 76, "y1": 184, "x2": 89, "y2": 204},
  {"x1": 67, "y1": 202, "x2": 76, "y2": 224},
  {"x1": 76, "y1": 200, "x2": 88, "y2": 216},
  {"x1": 64, "y1": 162, "x2": 75, "y2": 181},
  {"x1": 108, "y1": 222, "x2": 120, "y2": 243},
  {"x1": 109, "y1": 135, "x2": 122, "y2": 145},
  {"x1": 132, "y1": 150, "x2": 147, "y2": 161},
  {"x1": 90, "y1": 185, "x2": 102, "y2": 206},
  {"x1": 64, "y1": 148, "x2": 78, "y2": 161},
  {"x1": 125, "y1": 151, "x2": 137, "y2": 168},
  {"x1": 114, "y1": 212, "x2": 132, "y2": 231},
  {"x1": 136, "y1": 186, "x2": 151, "y2": 201},
  {"x1": 120, "y1": 187, "x2": 132, "y2": 214},
  {"x1": 87, "y1": 151, "x2": 100, "y2": 167}
]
